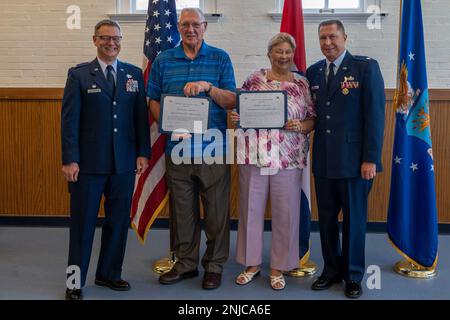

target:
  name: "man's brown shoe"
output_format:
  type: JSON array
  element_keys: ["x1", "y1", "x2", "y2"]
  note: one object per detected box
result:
[
  {"x1": 159, "y1": 269, "x2": 199, "y2": 285},
  {"x1": 202, "y1": 272, "x2": 222, "y2": 290}
]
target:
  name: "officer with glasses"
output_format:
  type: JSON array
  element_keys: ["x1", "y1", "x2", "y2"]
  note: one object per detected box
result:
[{"x1": 61, "y1": 19, "x2": 151, "y2": 300}]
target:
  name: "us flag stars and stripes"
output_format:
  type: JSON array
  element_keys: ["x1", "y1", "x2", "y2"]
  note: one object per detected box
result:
[
  {"x1": 131, "y1": 0, "x2": 180, "y2": 243},
  {"x1": 144, "y1": 0, "x2": 180, "y2": 66}
]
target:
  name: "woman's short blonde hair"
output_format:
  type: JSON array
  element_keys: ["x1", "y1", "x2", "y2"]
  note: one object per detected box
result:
[{"x1": 267, "y1": 32, "x2": 296, "y2": 54}]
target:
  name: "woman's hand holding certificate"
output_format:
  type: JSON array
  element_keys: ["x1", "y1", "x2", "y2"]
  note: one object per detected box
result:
[{"x1": 237, "y1": 91, "x2": 287, "y2": 129}]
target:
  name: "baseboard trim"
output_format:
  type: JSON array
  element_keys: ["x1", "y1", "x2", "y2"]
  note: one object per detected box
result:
[{"x1": 1, "y1": 216, "x2": 449, "y2": 234}]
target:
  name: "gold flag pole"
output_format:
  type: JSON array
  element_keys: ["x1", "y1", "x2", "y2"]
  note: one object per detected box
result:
[
  {"x1": 286, "y1": 242, "x2": 318, "y2": 277},
  {"x1": 390, "y1": 239, "x2": 438, "y2": 279},
  {"x1": 152, "y1": 208, "x2": 177, "y2": 274},
  {"x1": 287, "y1": 259, "x2": 318, "y2": 277},
  {"x1": 394, "y1": 260, "x2": 437, "y2": 279},
  {"x1": 152, "y1": 251, "x2": 177, "y2": 274}
]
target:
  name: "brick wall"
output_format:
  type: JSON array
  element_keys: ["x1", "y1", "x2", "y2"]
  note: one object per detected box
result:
[{"x1": 0, "y1": 0, "x2": 449, "y2": 88}]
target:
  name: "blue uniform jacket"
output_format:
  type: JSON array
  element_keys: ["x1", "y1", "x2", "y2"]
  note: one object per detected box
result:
[
  {"x1": 306, "y1": 51, "x2": 385, "y2": 179},
  {"x1": 61, "y1": 58, "x2": 151, "y2": 174}
]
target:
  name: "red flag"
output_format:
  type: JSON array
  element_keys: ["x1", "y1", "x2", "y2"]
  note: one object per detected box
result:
[
  {"x1": 130, "y1": 0, "x2": 180, "y2": 244},
  {"x1": 280, "y1": 0, "x2": 312, "y2": 261},
  {"x1": 280, "y1": 0, "x2": 307, "y2": 73}
]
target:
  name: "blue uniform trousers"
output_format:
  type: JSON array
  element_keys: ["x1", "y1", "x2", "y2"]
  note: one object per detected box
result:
[
  {"x1": 314, "y1": 176, "x2": 373, "y2": 282},
  {"x1": 67, "y1": 172, "x2": 134, "y2": 287}
]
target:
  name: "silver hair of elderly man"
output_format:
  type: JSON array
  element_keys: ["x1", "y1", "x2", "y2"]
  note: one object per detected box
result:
[{"x1": 178, "y1": 7, "x2": 206, "y2": 22}]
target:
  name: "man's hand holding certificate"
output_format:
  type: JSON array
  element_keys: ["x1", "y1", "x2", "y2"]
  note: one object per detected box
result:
[
  {"x1": 159, "y1": 95, "x2": 210, "y2": 134},
  {"x1": 237, "y1": 90, "x2": 287, "y2": 129}
]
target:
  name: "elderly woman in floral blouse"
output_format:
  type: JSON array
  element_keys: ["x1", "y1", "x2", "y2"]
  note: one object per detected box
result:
[{"x1": 231, "y1": 32, "x2": 316, "y2": 290}]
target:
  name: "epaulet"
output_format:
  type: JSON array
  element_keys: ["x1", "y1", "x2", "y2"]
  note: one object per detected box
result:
[
  {"x1": 73, "y1": 62, "x2": 90, "y2": 69},
  {"x1": 353, "y1": 55, "x2": 372, "y2": 63},
  {"x1": 309, "y1": 59, "x2": 325, "y2": 69},
  {"x1": 120, "y1": 61, "x2": 141, "y2": 71}
]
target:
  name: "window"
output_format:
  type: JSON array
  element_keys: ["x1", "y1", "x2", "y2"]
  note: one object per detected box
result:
[
  {"x1": 303, "y1": 0, "x2": 362, "y2": 10},
  {"x1": 133, "y1": 0, "x2": 202, "y2": 13},
  {"x1": 277, "y1": 0, "x2": 366, "y2": 13},
  {"x1": 112, "y1": 0, "x2": 220, "y2": 23},
  {"x1": 272, "y1": 0, "x2": 385, "y2": 23}
]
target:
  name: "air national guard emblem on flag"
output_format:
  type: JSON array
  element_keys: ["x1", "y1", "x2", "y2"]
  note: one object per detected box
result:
[
  {"x1": 394, "y1": 62, "x2": 432, "y2": 151},
  {"x1": 387, "y1": 0, "x2": 438, "y2": 271}
]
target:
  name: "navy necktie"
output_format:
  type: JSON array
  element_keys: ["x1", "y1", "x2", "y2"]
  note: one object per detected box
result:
[
  {"x1": 106, "y1": 65, "x2": 116, "y2": 96},
  {"x1": 327, "y1": 62, "x2": 335, "y2": 91}
]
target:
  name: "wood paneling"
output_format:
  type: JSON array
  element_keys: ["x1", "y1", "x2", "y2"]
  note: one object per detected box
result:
[
  {"x1": 430, "y1": 101, "x2": 450, "y2": 223},
  {"x1": 0, "y1": 88, "x2": 449, "y2": 223},
  {"x1": 0, "y1": 98, "x2": 69, "y2": 215},
  {"x1": 0, "y1": 88, "x2": 63, "y2": 100}
]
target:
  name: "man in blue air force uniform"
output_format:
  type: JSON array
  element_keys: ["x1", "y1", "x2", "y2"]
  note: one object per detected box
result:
[
  {"x1": 61, "y1": 19, "x2": 151, "y2": 300},
  {"x1": 306, "y1": 20, "x2": 385, "y2": 298}
]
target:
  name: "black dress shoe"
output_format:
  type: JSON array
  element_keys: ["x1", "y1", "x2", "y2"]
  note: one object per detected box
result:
[
  {"x1": 94, "y1": 278, "x2": 131, "y2": 291},
  {"x1": 311, "y1": 275, "x2": 342, "y2": 290},
  {"x1": 159, "y1": 268, "x2": 199, "y2": 285},
  {"x1": 202, "y1": 272, "x2": 222, "y2": 290},
  {"x1": 65, "y1": 288, "x2": 83, "y2": 300},
  {"x1": 345, "y1": 281, "x2": 362, "y2": 298}
]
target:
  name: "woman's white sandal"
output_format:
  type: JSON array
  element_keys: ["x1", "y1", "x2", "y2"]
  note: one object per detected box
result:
[
  {"x1": 235, "y1": 268, "x2": 261, "y2": 285},
  {"x1": 269, "y1": 274, "x2": 286, "y2": 290}
]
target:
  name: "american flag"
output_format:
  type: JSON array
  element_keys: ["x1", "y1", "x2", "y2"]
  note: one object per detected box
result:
[{"x1": 131, "y1": 0, "x2": 180, "y2": 243}]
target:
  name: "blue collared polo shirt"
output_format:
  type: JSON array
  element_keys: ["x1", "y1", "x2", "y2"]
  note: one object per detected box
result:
[{"x1": 147, "y1": 41, "x2": 236, "y2": 157}]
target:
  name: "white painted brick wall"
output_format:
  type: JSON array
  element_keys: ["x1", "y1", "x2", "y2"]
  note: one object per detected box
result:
[{"x1": 0, "y1": 0, "x2": 449, "y2": 88}]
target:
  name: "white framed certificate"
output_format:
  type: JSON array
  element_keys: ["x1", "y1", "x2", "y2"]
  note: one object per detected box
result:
[
  {"x1": 159, "y1": 94, "x2": 210, "y2": 134},
  {"x1": 237, "y1": 90, "x2": 287, "y2": 129}
]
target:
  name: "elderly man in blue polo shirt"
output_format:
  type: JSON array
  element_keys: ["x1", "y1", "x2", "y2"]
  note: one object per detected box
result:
[{"x1": 148, "y1": 8, "x2": 236, "y2": 290}]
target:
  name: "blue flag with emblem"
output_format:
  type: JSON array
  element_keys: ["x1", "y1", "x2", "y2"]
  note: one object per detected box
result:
[{"x1": 387, "y1": 0, "x2": 438, "y2": 269}]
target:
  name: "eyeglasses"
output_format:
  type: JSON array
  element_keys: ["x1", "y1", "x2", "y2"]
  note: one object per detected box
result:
[
  {"x1": 96, "y1": 35, "x2": 123, "y2": 43},
  {"x1": 179, "y1": 22, "x2": 206, "y2": 30}
]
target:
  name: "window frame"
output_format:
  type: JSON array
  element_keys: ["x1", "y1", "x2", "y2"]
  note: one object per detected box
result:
[
  {"x1": 303, "y1": 0, "x2": 364, "y2": 13},
  {"x1": 111, "y1": 0, "x2": 221, "y2": 23},
  {"x1": 271, "y1": 0, "x2": 386, "y2": 23},
  {"x1": 277, "y1": 0, "x2": 379, "y2": 14},
  {"x1": 131, "y1": 0, "x2": 205, "y2": 13}
]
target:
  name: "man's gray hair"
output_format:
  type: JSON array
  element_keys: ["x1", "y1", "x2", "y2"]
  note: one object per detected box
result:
[
  {"x1": 178, "y1": 8, "x2": 206, "y2": 22},
  {"x1": 94, "y1": 19, "x2": 122, "y2": 35},
  {"x1": 267, "y1": 32, "x2": 296, "y2": 54}
]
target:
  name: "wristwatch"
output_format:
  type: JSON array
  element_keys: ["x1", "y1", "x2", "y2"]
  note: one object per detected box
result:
[{"x1": 205, "y1": 82, "x2": 213, "y2": 95}]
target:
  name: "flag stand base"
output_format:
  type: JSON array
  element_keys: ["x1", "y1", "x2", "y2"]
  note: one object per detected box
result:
[
  {"x1": 152, "y1": 252, "x2": 177, "y2": 275},
  {"x1": 394, "y1": 259, "x2": 437, "y2": 279},
  {"x1": 285, "y1": 259, "x2": 318, "y2": 278}
]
